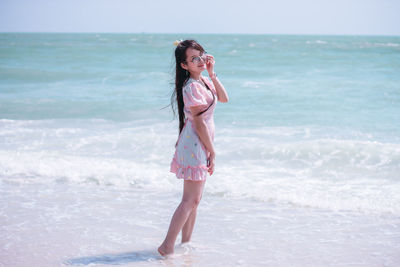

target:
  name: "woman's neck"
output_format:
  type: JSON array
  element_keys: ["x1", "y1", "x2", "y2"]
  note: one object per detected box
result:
[{"x1": 190, "y1": 73, "x2": 202, "y2": 81}]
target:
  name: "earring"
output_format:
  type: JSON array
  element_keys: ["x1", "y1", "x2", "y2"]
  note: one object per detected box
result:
[{"x1": 185, "y1": 70, "x2": 188, "y2": 76}]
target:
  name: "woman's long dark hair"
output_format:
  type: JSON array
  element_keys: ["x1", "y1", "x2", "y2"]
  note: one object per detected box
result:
[{"x1": 171, "y1": 40, "x2": 215, "y2": 135}]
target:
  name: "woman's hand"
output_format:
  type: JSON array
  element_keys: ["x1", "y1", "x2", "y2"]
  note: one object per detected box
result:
[
  {"x1": 207, "y1": 151, "x2": 215, "y2": 176},
  {"x1": 206, "y1": 54, "x2": 215, "y2": 77}
]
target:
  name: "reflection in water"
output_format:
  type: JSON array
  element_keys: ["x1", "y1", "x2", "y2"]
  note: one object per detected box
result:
[
  {"x1": 64, "y1": 249, "x2": 162, "y2": 265},
  {"x1": 64, "y1": 244, "x2": 198, "y2": 267}
]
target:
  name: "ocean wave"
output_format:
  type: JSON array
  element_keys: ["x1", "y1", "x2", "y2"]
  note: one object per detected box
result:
[
  {"x1": 217, "y1": 137, "x2": 400, "y2": 179},
  {"x1": 306, "y1": 40, "x2": 327, "y2": 45},
  {"x1": 359, "y1": 42, "x2": 400, "y2": 49},
  {"x1": 374, "y1": 42, "x2": 399, "y2": 47},
  {"x1": 207, "y1": 167, "x2": 400, "y2": 215},
  {"x1": 1, "y1": 119, "x2": 399, "y2": 215},
  {"x1": 0, "y1": 150, "x2": 175, "y2": 191}
]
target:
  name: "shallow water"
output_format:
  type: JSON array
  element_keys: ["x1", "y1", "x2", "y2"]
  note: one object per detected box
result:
[{"x1": 1, "y1": 182, "x2": 399, "y2": 267}]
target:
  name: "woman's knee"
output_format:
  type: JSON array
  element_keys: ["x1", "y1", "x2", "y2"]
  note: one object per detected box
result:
[
  {"x1": 182, "y1": 180, "x2": 204, "y2": 209},
  {"x1": 181, "y1": 197, "x2": 201, "y2": 210}
]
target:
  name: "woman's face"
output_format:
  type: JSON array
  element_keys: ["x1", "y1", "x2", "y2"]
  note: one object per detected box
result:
[{"x1": 181, "y1": 48, "x2": 207, "y2": 74}]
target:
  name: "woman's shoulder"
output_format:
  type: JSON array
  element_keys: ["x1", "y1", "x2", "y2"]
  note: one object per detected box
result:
[
  {"x1": 183, "y1": 78, "x2": 205, "y2": 92},
  {"x1": 185, "y1": 76, "x2": 213, "y2": 87},
  {"x1": 183, "y1": 78, "x2": 193, "y2": 88},
  {"x1": 184, "y1": 77, "x2": 200, "y2": 85}
]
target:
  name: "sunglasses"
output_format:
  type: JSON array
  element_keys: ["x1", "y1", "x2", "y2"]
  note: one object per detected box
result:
[{"x1": 190, "y1": 52, "x2": 208, "y2": 65}]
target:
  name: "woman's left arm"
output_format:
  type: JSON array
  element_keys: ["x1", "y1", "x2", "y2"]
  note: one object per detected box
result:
[
  {"x1": 210, "y1": 74, "x2": 229, "y2": 103},
  {"x1": 206, "y1": 54, "x2": 229, "y2": 103}
]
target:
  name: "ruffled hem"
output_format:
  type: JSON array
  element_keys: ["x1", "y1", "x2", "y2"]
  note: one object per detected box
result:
[{"x1": 170, "y1": 159, "x2": 208, "y2": 181}]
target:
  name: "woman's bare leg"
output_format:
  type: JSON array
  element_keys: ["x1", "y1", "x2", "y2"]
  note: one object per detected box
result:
[
  {"x1": 158, "y1": 180, "x2": 205, "y2": 256},
  {"x1": 181, "y1": 180, "x2": 205, "y2": 243},
  {"x1": 181, "y1": 204, "x2": 198, "y2": 243}
]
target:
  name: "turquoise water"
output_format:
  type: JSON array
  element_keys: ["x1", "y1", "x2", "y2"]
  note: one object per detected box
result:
[
  {"x1": 1, "y1": 33, "x2": 400, "y2": 214},
  {"x1": 1, "y1": 33, "x2": 399, "y2": 137}
]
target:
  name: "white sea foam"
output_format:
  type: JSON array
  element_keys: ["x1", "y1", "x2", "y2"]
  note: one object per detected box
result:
[
  {"x1": 374, "y1": 42, "x2": 399, "y2": 47},
  {"x1": 361, "y1": 42, "x2": 400, "y2": 48},
  {"x1": 1, "y1": 119, "x2": 399, "y2": 215},
  {"x1": 306, "y1": 40, "x2": 327, "y2": 44}
]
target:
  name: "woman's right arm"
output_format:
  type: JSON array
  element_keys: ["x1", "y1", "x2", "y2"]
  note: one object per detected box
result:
[{"x1": 190, "y1": 105, "x2": 215, "y2": 175}]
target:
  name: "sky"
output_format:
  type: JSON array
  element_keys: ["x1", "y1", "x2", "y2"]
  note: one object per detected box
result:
[{"x1": 0, "y1": 0, "x2": 399, "y2": 36}]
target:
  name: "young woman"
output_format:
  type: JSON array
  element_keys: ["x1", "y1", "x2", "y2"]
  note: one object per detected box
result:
[{"x1": 158, "y1": 40, "x2": 229, "y2": 256}]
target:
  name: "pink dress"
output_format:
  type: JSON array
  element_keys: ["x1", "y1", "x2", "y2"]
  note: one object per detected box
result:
[{"x1": 170, "y1": 77, "x2": 217, "y2": 181}]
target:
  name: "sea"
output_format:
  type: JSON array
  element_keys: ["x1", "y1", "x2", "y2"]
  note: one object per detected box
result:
[{"x1": 1, "y1": 33, "x2": 399, "y2": 266}]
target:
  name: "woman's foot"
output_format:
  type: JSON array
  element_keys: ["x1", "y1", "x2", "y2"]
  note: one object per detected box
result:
[{"x1": 157, "y1": 243, "x2": 173, "y2": 257}]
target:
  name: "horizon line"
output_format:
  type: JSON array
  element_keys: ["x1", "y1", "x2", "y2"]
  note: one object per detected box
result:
[{"x1": 0, "y1": 31, "x2": 399, "y2": 38}]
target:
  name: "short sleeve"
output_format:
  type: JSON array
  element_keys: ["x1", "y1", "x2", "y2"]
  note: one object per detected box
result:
[{"x1": 183, "y1": 82, "x2": 208, "y2": 108}]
